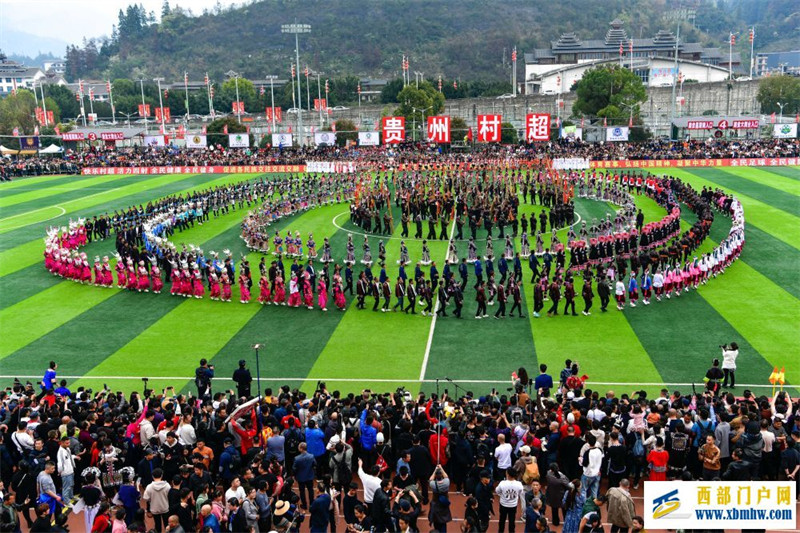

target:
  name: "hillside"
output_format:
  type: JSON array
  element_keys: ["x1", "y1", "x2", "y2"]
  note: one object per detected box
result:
[{"x1": 64, "y1": 0, "x2": 799, "y2": 82}]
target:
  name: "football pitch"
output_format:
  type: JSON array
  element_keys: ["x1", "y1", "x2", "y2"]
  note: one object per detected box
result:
[{"x1": 1, "y1": 166, "x2": 798, "y2": 397}]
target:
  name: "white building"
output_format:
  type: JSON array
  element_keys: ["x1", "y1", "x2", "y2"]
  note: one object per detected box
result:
[
  {"x1": 0, "y1": 53, "x2": 45, "y2": 94},
  {"x1": 43, "y1": 59, "x2": 66, "y2": 75},
  {"x1": 525, "y1": 20, "x2": 740, "y2": 95}
]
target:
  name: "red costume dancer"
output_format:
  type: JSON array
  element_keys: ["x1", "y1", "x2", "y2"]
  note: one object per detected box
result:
[
  {"x1": 180, "y1": 269, "x2": 193, "y2": 297},
  {"x1": 170, "y1": 265, "x2": 181, "y2": 295},
  {"x1": 192, "y1": 268, "x2": 205, "y2": 299},
  {"x1": 239, "y1": 273, "x2": 250, "y2": 303},
  {"x1": 209, "y1": 272, "x2": 221, "y2": 300},
  {"x1": 93, "y1": 257, "x2": 103, "y2": 286},
  {"x1": 273, "y1": 275, "x2": 286, "y2": 305},
  {"x1": 287, "y1": 275, "x2": 301, "y2": 307},
  {"x1": 317, "y1": 279, "x2": 328, "y2": 311},
  {"x1": 137, "y1": 261, "x2": 150, "y2": 292},
  {"x1": 151, "y1": 264, "x2": 163, "y2": 294},
  {"x1": 257, "y1": 277, "x2": 271, "y2": 304},
  {"x1": 303, "y1": 276, "x2": 313, "y2": 309},
  {"x1": 333, "y1": 282, "x2": 346, "y2": 310},
  {"x1": 116, "y1": 257, "x2": 127, "y2": 288},
  {"x1": 221, "y1": 273, "x2": 232, "y2": 302}
]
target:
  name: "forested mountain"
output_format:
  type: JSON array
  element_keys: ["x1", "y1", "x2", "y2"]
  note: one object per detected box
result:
[{"x1": 63, "y1": 0, "x2": 799, "y2": 82}]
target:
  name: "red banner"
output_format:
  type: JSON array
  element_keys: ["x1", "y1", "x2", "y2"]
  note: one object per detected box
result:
[
  {"x1": 232, "y1": 101, "x2": 245, "y2": 114},
  {"x1": 477, "y1": 114, "x2": 502, "y2": 143},
  {"x1": 525, "y1": 113, "x2": 550, "y2": 142},
  {"x1": 427, "y1": 116, "x2": 451, "y2": 143},
  {"x1": 100, "y1": 132, "x2": 124, "y2": 141},
  {"x1": 81, "y1": 165, "x2": 307, "y2": 176},
  {"x1": 138, "y1": 104, "x2": 151, "y2": 117},
  {"x1": 61, "y1": 132, "x2": 85, "y2": 141},
  {"x1": 687, "y1": 119, "x2": 761, "y2": 130},
  {"x1": 382, "y1": 116, "x2": 405, "y2": 144},
  {"x1": 314, "y1": 98, "x2": 328, "y2": 111},
  {"x1": 154, "y1": 107, "x2": 171, "y2": 122},
  {"x1": 265, "y1": 107, "x2": 282, "y2": 123}
]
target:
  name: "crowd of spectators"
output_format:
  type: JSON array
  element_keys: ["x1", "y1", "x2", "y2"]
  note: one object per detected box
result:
[
  {"x1": 0, "y1": 359, "x2": 798, "y2": 532},
  {"x1": 1, "y1": 138, "x2": 798, "y2": 180}
]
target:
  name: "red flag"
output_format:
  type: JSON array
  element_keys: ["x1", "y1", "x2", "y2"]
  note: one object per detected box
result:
[
  {"x1": 223, "y1": 124, "x2": 228, "y2": 134},
  {"x1": 770, "y1": 112, "x2": 776, "y2": 124},
  {"x1": 453, "y1": 80, "x2": 458, "y2": 90},
  {"x1": 260, "y1": 86, "x2": 265, "y2": 96},
  {"x1": 202, "y1": 125, "x2": 207, "y2": 134},
  {"x1": 511, "y1": 47, "x2": 517, "y2": 62},
  {"x1": 619, "y1": 43, "x2": 623, "y2": 56},
  {"x1": 163, "y1": 89, "x2": 169, "y2": 99},
  {"x1": 796, "y1": 113, "x2": 799, "y2": 124},
  {"x1": 749, "y1": 28, "x2": 754, "y2": 43},
  {"x1": 730, "y1": 33, "x2": 736, "y2": 45},
  {"x1": 54, "y1": 125, "x2": 60, "y2": 135},
  {"x1": 603, "y1": 116, "x2": 607, "y2": 127},
  {"x1": 580, "y1": 117, "x2": 585, "y2": 128},
  {"x1": 628, "y1": 115, "x2": 633, "y2": 128},
  {"x1": 331, "y1": 123, "x2": 336, "y2": 133},
  {"x1": 204, "y1": 73, "x2": 209, "y2": 86},
  {"x1": 34, "y1": 125, "x2": 39, "y2": 135},
  {"x1": 467, "y1": 126, "x2": 473, "y2": 142},
  {"x1": 106, "y1": 81, "x2": 112, "y2": 93},
  {"x1": 288, "y1": 126, "x2": 293, "y2": 133}
]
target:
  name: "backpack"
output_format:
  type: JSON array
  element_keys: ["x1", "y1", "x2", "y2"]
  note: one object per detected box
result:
[
  {"x1": 376, "y1": 454, "x2": 389, "y2": 474},
  {"x1": 285, "y1": 428, "x2": 303, "y2": 456},
  {"x1": 521, "y1": 460, "x2": 540, "y2": 484},
  {"x1": 333, "y1": 455, "x2": 352, "y2": 483},
  {"x1": 670, "y1": 432, "x2": 688, "y2": 452},
  {"x1": 697, "y1": 421, "x2": 714, "y2": 443},
  {"x1": 229, "y1": 449, "x2": 242, "y2": 472},
  {"x1": 582, "y1": 447, "x2": 594, "y2": 468},
  {"x1": 632, "y1": 433, "x2": 645, "y2": 458}
]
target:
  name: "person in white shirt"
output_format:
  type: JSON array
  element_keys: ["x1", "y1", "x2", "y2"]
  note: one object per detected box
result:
[
  {"x1": 357, "y1": 458, "x2": 382, "y2": 504},
  {"x1": 139, "y1": 412, "x2": 156, "y2": 446},
  {"x1": 495, "y1": 469, "x2": 524, "y2": 533},
  {"x1": 614, "y1": 279, "x2": 625, "y2": 310},
  {"x1": 56, "y1": 436, "x2": 76, "y2": 501},
  {"x1": 224, "y1": 476, "x2": 247, "y2": 512},
  {"x1": 494, "y1": 433, "x2": 513, "y2": 477},
  {"x1": 580, "y1": 433, "x2": 603, "y2": 500},
  {"x1": 721, "y1": 342, "x2": 738, "y2": 389},
  {"x1": 11, "y1": 422, "x2": 34, "y2": 456},
  {"x1": 177, "y1": 413, "x2": 197, "y2": 446}
]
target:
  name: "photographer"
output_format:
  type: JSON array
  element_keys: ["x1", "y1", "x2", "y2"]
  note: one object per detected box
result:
[
  {"x1": 720, "y1": 342, "x2": 739, "y2": 389},
  {"x1": 194, "y1": 358, "x2": 214, "y2": 400}
]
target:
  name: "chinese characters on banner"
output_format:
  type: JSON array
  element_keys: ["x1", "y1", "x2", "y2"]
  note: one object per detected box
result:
[
  {"x1": 427, "y1": 116, "x2": 451, "y2": 143},
  {"x1": 525, "y1": 113, "x2": 550, "y2": 142},
  {"x1": 265, "y1": 107, "x2": 282, "y2": 123},
  {"x1": 232, "y1": 101, "x2": 245, "y2": 114},
  {"x1": 382, "y1": 116, "x2": 405, "y2": 144},
  {"x1": 314, "y1": 98, "x2": 328, "y2": 111},
  {"x1": 154, "y1": 107, "x2": 171, "y2": 122},
  {"x1": 138, "y1": 104, "x2": 151, "y2": 117},
  {"x1": 477, "y1": 114, "x2": 502, "y2": 142}
]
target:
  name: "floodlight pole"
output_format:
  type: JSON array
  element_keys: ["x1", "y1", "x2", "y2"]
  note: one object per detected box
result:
[{"x1": 282, "y1": 23, "x2": 311, "y2": 146}]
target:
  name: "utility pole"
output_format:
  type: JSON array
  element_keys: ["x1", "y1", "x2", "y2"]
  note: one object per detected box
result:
[
  {"x1": 139, "y1": 78, "x2": 147, "y2": 132},
  {"x1": 154, "y1": 77, "x2": 165, "y2": 134},
  {"x1": 670, "y1": 22, "x2": 680, "y2": 140},
  {"x1": 282, "y1": 23, "x2": 311, "y2": 146},
  {"x1": 266, "y1": 75, "x2": 277, "y2": 133}
]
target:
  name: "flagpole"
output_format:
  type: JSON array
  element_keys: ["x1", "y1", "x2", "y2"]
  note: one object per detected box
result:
[
  {"x1": 749, "y1": 27, "x2": 755, "y2": 78},
  {"x1": 155, "y1": 77, "x2": 165, "y2": 134},
  {"x1": 88, "y1": 87, "x2": 95, "y2": 119},
  {"x1": 40, "y1": 82, "x2": 49, "y2": 127},
  {"x1": 184, "y1": 71, "x2": 190, "y2": 121},
  {"x1": 267, "y1": 75, "x2": 276, "y2": 133},
  {"x1": 729, "y1": 32, "x2": 733, "y2": 80},
  {"x1": 108, "y1": 80, "x2": 116, "y2": 125},
  {"x1": 317, "y1": 73, "x2": 323, "y2": 128},
  {"x1": 138, "y1": 78, "x2": 146, "y2": 132},
  {"x1": 33, "y1": 81, "x2": 40, "y2": 115},
  {"x1": 305, "y1": 67, "x2": 311, "y2": 116}
]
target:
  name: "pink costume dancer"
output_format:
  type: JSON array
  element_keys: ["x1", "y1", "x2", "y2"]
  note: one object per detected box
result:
[
  {"x1": 258, "y1": 277, "x2": 271, "y2": 304},
  {"x1": 221, "y1": 273, "x2": 232, "y2": 302},
  {"x1": 209, "y1": 272, "x2": 221, "y2": 300},
  {"x1": 170, "y1": 265, "x2": 181, "y2": 295},
  {"x1": 151, "y1": 264, "x2": 163, "y2": 293},
  {"x1": 333, "y1": 282, "x2": 346, "y2": 310},
  {"x1": 193, "y1": 268, "x2": 205, "y2": 299},
  {"x1": 44, "y1": 247, "x2": 55, "y2": 272},
  {"x1": 137, "y1": 261, "x2": 150, "y2": 292},
  {"x1": 303, "y1": 277, "x2": 313, "y2": 309},
  {"x1": 80, "y1": 254, "x2": 92, "y2": 283},
  {"x1": 288, "y1": 275, "x2": 301, "y2": 307},
  {"x1": 65, "y1": 254, "x2": 76, "y2": 280},
  {"x1": 126, "y1": 261, "x2": 138, "y2": 291},
  {"x1": 239, "y1": 273, "x2": 250, "y2": 303},
  {"x1": 180, "y1": 269, "x2": 193, "y2": 297},
  {"x1": 273, "y1": 275, "x2": 286, "y2": 305},
  {"x1": 317, "y1": 279, "x2": 328, "y2": 311},
  {"x1": 116, "y1": 258, "x2": 127, "y2": 288},
  {"x1": 93, "y1": 257, "x2": 103, "y2": 285}
]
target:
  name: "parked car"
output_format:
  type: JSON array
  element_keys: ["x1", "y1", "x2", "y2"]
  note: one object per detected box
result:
[{"x1": 496, "y1": 93, "x2": 515, "y2": 99}]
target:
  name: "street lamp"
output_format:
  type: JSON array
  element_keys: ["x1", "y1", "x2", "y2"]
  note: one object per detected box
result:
[
  {"x1": 252, "y1": 343, "x2": 263, "y2": 399},
  {"x1": 119, "y1": 111, "x2": 134, "y2": 128},
  {"x1": 153, "y1": 77, "x2": 165, "y2": 134},
  {"x1": 776, "y1": 101, "x2": 787, "y2": 123},
  {"x1": 227, "y1": 70, "x2": 242, "y2": 124},
  {"x1": 412, "y1": 105, "x2": 433, "y2": 141},
  {"x1": 139, "y1": 78, "x2": 148, "y2": 133},
  {"x1": 282, "y1": 23, "x2": 311, "y2": 146},
  {"x1": 265, "y1": 75, "x2": 278, "y2": 133}
]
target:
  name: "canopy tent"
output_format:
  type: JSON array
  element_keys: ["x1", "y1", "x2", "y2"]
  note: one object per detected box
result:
[
  {"x1": 39, "y1": 144, "x2": 64, "y2": 154},
  {"x1": 0, "y1": 145, "x2": 19, "y2": 155}
]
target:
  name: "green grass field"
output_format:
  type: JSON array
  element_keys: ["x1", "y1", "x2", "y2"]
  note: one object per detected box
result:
[{"x1": 1, "y1": 166, "x2": 798, "y2": 398}]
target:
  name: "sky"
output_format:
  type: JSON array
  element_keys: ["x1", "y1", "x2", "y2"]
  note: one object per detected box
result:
[{"x1": 0, "y1": 0, "x2": 225, "y2": 55}]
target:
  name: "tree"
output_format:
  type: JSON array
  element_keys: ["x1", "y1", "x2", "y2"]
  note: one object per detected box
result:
[
  {"x1": 0, "y1": 90, "x2": 36, "y2": 135},
  {"x1": 206, "y1": 117, "x2": 249, "y2": 148},
  {"x1": 220, "y1": 77, "x2": 257, "y2": 114},
  {"x1": 331, "y1": 118, "x2": 357, "y2": 146},
  {"x1": 500, "y1": 122, "x2": 518, "y2": 144},
  {"x1": 380, "y1": 79, "x2": 404, "y2": 104},
  {"x1": 756, "y1": 75, "x2": 800, "y2": 115},
  {"x1": 394, "y1": 82, "x2": 445, "y2": 123},
  {"x1": 572, "y1": 65, "x2": 646, "y2": 123},
  {"x1": 451, "y1": 117, "x2": 468, "y2": 143}
]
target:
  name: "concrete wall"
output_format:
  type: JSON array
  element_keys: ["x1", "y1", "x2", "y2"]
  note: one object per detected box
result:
[{"x1": 328, "y1": 79, "x2": 760, "y2": 136}]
